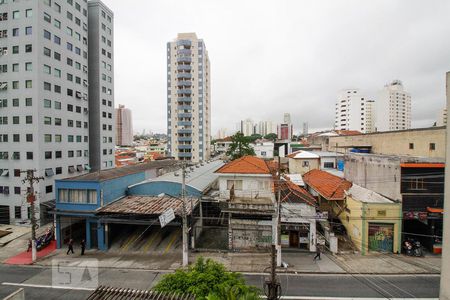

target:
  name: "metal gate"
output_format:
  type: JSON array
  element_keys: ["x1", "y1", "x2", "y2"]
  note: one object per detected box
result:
[{"x1": 368, "y1": 223, "x2": 394, "y2": 252}]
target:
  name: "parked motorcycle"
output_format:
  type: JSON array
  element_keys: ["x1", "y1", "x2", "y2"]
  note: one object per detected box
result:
[
  {"x1": 36, "y1": 227, "x2": 55, "y2": 251},
  {"x1": 403, "y1": 238, "x2": 423, "y2": 257}
]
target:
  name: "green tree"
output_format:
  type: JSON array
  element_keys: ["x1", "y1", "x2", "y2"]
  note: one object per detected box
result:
[
  {"x1": 154, "y1": 257, "x2": 259, "y2": 300},
  {"x1": 248, "y1": 134, "x2": 262, "y2": 143},
  {"x1": 226, "y1": 132, "x2": 256, "y2": 160},
  {"x1": 264, "y1": 133, "x2": 277, "y2": 142}
]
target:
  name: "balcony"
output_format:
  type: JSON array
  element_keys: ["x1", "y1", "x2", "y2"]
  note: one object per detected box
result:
[
  {"x1": 178, "y1": 144, "x2": 192, "y2": 150},
  {"x1": 178, "y1": 152, "x2": 192, "y2": 158},
  {"x1": 177, "y1": 40, "x2": 192, "y2": 47},
  {"x1": 177, "y1": 97, "x2": 192, "y2": 103},
  {"x1": 178, "y1": 128, "x2": 192, "y2": 134},
  {"x1": 177, "y1": 65, "x2": 191, "y2": 71},
  {"x1": 177, "y1": 121, "x2": 192, "y2": 126},
  {"x1": 178, "y1": 113, "x2": 192, "y2": 118},
  {"x1": 177, "y1": 73, "x2": 192, "y2": 79},
  {"x1": 177, "y1": 81, "x2": 192, "y2": 87},
  {"x1": 178, "y1": 136, "x2": 192, "y2": 142},
  {"x1": 177, "y1": 49, "x2": 191, "y2": 55},
  {"x1": 177, "y1": 89, "x2": 192, "y2": 95},
  {"x1": 177, "y1": 56, "x2": 192, "y2": 63},
  {"x1": 177, "y1": 105, "x2": 192, "y2": 110}
]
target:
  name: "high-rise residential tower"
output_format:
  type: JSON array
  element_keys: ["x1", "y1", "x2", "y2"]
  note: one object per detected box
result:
[
  {"x1": 88, "y1": 0, "x2": 115, "y2": 170},
  {"x1": 167, "y1": 33, "x2": 211, "y2": 162},
  {"x1": 334, "y1": 89, "x2": 374, "y2": 133},
  {"x1": 258, "y1": 120, "x2": 275, "y2": 136},
  {"x1": 240, "y1": 118, "x2": 254, "y2": 136},
  {"x1": 0, "y1": 0, "x2": 114, "y2": 225},
  {"x1": 115, "y1": 104, "x2": 133, "y2": 146},
  {"x1": 374, "y1": 80, "x2": 411, "y2": 132}
]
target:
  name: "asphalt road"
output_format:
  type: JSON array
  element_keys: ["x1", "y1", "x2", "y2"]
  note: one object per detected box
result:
[{"x1": 0, "y1": 264, "x2": 440, "y2": 299}]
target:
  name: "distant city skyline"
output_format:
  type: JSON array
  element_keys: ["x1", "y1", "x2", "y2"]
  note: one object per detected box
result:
[{"x1": 102, "y1": 0, "x2": 450, "y2": 134}]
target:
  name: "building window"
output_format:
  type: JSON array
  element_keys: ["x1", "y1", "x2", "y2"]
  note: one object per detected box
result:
[
  {"x1": 302, "y1": 161, "x2": 310, "y2": 167},
  {"x1": 226, "y1": 180, "x2": 243, "y2": 190},
  {"x1": 45, "y1": 151, "x2": 52, "y2": 159},
  {"x1": 430, "y1": 143, "x2": 436, "y2": 151},
  {"x1": 323, "y1": 162, "x2": 334, "y2": 168},
  {"x1": 15, "y1": 206, "x2": 21, "y2": 218},
  {"x1": 25, "y1": 26, "x2": 32, "y2": 35},
  {"x1": 58, "y1": 189, "x2": 97, "y2": 204},
  {"x1": 26, "y1": 152, "x2": 33, "y2": 160},
  {"x1": 409, "y1": 178, "x2": 425, "y2": 190},
  {"x1": 45, "y1": 185, "x2": 53, "y2": 194},
  {"x1": 409, "y1": 143, "x2": 414, "y2": 149}
]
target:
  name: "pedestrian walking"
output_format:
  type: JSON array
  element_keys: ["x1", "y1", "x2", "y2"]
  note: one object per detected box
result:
[
  {"x1": 66, "y1": 239, "x2": 74, "y2": 255},
  {"x1": 313, "y1": 246, "x2": 321, "y2": 261},
  {"x1": 80, "y1": 239, "x2": 86, "y2": 255}
]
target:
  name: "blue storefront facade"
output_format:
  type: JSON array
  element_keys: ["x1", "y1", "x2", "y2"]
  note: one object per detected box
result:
[
  {"x1": 54, "y1": 160, "x2": 178, "y2": 250},
  {"x1": 54, "y1": 160, "x2": 224, "y2": 251}
]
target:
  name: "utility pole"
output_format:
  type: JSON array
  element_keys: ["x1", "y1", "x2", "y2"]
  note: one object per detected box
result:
[
  {"x1": 266, "y1": 244, "x2": 280, "y2": 300},
  {"x1": 22, "y1": 169, "x2": 44, "y2": 263},
  {"x1": 276, "y1": 156, "x2": 282, "y2": 267},
  {"x1": 181, "y1": 162, "x2": 188, "y2": 267},
  {"x1": 266, "y1": 157, "x2": 281, "y2": 300}
]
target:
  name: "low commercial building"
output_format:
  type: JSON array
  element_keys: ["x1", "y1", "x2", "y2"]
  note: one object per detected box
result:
[
  {"x1": 328, "y1": 126, "x2": 445, "y2": 158},
  {"x1": 344, "y1": 153, "x2": 444, "y2": 251},
  {"x1": 279, "y1": 178, "x2": 318, "y2": 252},
  {"x1": 54, "y1": 160, "x2": 178, "y2": 250},
  {"x1": 215, "y1": 156, "x2": 276, "y2": 251},
  {"x1": 288, "y1": 151, "x2": 320, "y2": 175},
  {"x1": 341, "y1": 184, "x2": 401, "y2": 254}
]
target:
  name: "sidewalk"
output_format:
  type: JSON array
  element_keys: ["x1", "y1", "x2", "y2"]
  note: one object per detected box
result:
[{"x1": 2, "y1": 246, "x2": 442, "y2": 275}]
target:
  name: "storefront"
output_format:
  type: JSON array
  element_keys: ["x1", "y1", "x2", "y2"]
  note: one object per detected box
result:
[
  {"x1": 281, "y1": 223, "x2": 311, "y2": 249},
  {"x1": 368, "y1": 223, "x2": 394, "y2": 252}
]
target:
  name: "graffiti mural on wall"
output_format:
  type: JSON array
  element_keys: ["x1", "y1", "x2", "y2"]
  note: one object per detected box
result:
[{"x1": 368, "y1": 223, "x2": 394, "y2": 252}]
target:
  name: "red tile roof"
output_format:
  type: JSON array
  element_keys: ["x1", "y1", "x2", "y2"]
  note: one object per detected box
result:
[
  {"x1": 279, "y1": 177, "x2": 317, "y2": 207},
  {"x1": 303, "y1": 169, "x2": 352, "y2": 200},
  {"x1": 215, "y1": 155, "x2": 271, "y2": 174}
]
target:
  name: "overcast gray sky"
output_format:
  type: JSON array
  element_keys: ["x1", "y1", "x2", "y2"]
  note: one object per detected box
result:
[{"x1": 105, "y1": 0, "x2": 450, "y2": 135}]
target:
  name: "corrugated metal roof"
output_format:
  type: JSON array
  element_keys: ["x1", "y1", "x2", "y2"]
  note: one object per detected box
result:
[
  {"x1": 61, "y1": 159, "x2": 178, "y2": 182},
  {"x1": 86, "y1": 286, "x2": 196, "y2": 300},
  {"x1": 285, "y1": 174, "x2": 304, "y2": 186},
  {"x1": 346, "y1": 184, "x2": 394, "y2": 204},
  {"x1": 130, "y1": 160, "x2": 224, "y2": 193},
  {"x1": 97, "y1": 195, "x2": 198, "y2": 216}
]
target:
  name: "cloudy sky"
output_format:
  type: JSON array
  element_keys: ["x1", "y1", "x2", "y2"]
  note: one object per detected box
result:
[{"x1": 105, "y1": 0, "x2": 450, "y2": 136}]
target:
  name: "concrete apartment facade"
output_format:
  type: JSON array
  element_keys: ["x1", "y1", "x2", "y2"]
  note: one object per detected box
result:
[
  {"x1": 334, "y1": 89, "x2": 374, "y2": 133},
  {"x1": 88, "y1": 0, "x2": 114, "y2": 171},
  {"x1": 0, "y1": 0, "x2": 114, "y2": 225},
  {"x1": 375, "y1": 80, "x2": 411, "y2": 132},
  {"x1": 167, "y1": 33, "x2": 211, "y2": 162},
  {"x1": 328, "y1": 126, "x2": 445, "y2": 158},
  {"x1": 115, "y1": 104, "x2": 133, "y2": 146}
]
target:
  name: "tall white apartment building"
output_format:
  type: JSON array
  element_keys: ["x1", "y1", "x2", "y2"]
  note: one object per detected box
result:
[
  {"x1": 240, "y1": 118, "x2": 254, "y2": 136},
  {"x1": 167, "y1": 33, "x2": 211, "y2": 162},
  {"x1": 258, "y1": 120, "x2": 275, "y2": 136},
  {"x1": 375, "y1": 80, "x2": 411, "y2": 132},
  {"x1": 0, "y1": 0, "x2": 114, "y2": 225},
  {"x1": 115, "y1": 104, "x2": 133, "y2": 146},
  {"x1": 88, "y1": 0, "x2": 115, "y2": 170},
  {"x1": 334, "y1": 89, "x2": 374, "y2": 133}
]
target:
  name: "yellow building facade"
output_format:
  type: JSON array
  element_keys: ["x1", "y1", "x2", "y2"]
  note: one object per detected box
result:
[{"x1": 336, "y1": 185, "x2": 402, "y2": 254}]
